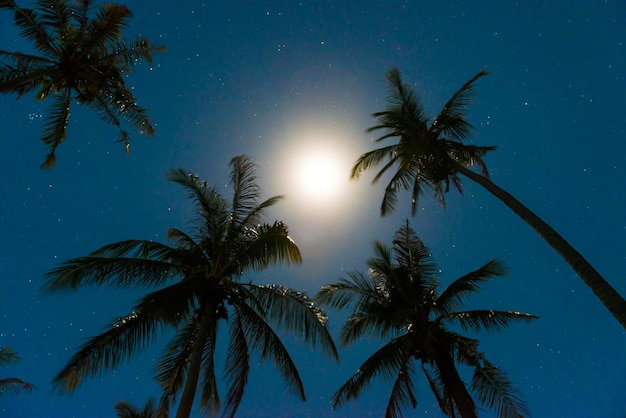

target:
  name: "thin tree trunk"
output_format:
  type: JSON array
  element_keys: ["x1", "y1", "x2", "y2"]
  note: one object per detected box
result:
[
  {"x1": 456, "y1": 163, "x2": 626, "y2": 329},
  {"x1": 434, "y1": 348, "x2": 477, "y2": 418},
  {"x1": 175, "y1": 304, "x2": 214, "y2": 418}
]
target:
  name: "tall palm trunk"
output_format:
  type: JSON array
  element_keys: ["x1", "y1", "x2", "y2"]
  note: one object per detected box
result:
[
  {"x1": 433, "y1": 348, "x2": 477, "y2": 418},
  {"x1": 455, "y1": 163, "x2": 626, "y2": 329},
  {"x1": 175, "y1": 304, "x2": 214, "y2": 418}
]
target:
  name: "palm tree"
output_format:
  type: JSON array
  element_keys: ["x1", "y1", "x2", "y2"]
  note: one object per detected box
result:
[
  {"x1": 0, "y1": 346, "x2": 35, "y2": 396},
  {"x1": 316, "y1": 221, "x2": 537, "y2": 418},
  {"x1": 351, "y1": 68, "x2": 626, "y2": 330},
  {"x1": 43, "y1": 155, "x2": 338, "y2": 418},
  {"x1": 0, "y1": 0, "x2": 165, "y2": 168}
]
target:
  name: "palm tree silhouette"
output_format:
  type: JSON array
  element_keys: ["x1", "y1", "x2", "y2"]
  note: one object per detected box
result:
[
  {"x1": 43, "y1": 156, "x2": 338, "y2": 418},
  {"x1": 0, "y1": 0, "x2": 165, "y2": 167},
  {"x1": 351, "y1": 68, "x2": 626, "y2": 329},
  {"x1": 317, "y1": 221, "x2": 537, "y2": 418},
  {"x1": 0, "y1": 346, "x2": 35, "y2": 396}
]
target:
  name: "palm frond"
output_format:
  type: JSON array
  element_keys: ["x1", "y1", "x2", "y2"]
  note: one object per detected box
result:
[
  {"x1": 11, "y1": 5, "x2": 55, "y2": 53},
  {"x1": 380, "y1": 161, "x2": 418, "y2": 216},
  {"x1": 392, "y1": 221, "x2": 439, "y2": 279},
  {"x1": 81, "y1": 2, "x2": 131, "y2": 52},
  {"x1": 37, "y1": 0, "x2": 70, "y2": 35},
  {"x1": 166, "y1": 168, "x2": 230, "y2": 239},
  {"x1": 435, "y1": 259, "x2": 507, "y2": 316},
  {"x1": 237, "y1": 301, "x2": 305, "y2": 400},
  {"x1": 0, "y1": 1, "x2": 18, "y2": 10},
  {"x1": 431, "y1": 70, "x2": 488, "y2": 142},
  {"x1": 0, "y1": 347, "x2": 19, "y2": 366},
  {"x1": 442, "y1": 310, "x2": 538, "y2": 333},
  {"x1": 90, "y1": 239, "x2": 179, "y2": 260},
  {"x1": 422, "y1": 364, "x2": 454, "y2": 417},
  {"x1": 42, "y1": 255, "x2": 178, "y2": 292},
  {"x1": 471, "y1": 358, "x2": 529, "y2": 418},
  {"x1": 39, "y1": 88, "x2": 71, "y2": 168},
  {"x1": 245, "y1": 284, "x2": 338, "y2": 360},
  {"x1": 228, "y1": 155, "x2": 262, "y2": 228},
  {"x1": 222, "y1": 309, "x2": 250, "y2": 418},
  {"x1": 0, "y1": 377, "x2": 35, "y2": 395},
  {"x1": 369, "y1": 68, "x2": 430, "y2": 140},
  {"x1": 316, "y1": 271, "x2": 382, "y2": 312},
  {"x1": 445, "y1": 141, "x2": 496, "y2": 177},
  {"x1": 135, "y1": 279, "x2": 200, "y2": 327},
  {"x1": 110, "y1": 36, "x2": 166, "y2": 69},
  {"x1": 385, "y1": 358, "x2": 417, "y2": 418},
  {"x1": 338, "y1": 302, "x2": 403, "y2": 346},
  {"x1": 233, "y1": 221, "x2": 302, "y2": 272},
  {"x1": 52, "y1": 310, "x2": 162, "y2": 393},
  {"x1": 198, "y1": 318, "x2": 220, "y2": 414},
  {"x1": 332, "y1": 335, "x2": 407, "y2": 408},
  {"x1": 350, "y1": 145, "x2": 397, "y2": 180},
  {"x1": 155, "y1": 317, "x2": 198, "y2": 406}
]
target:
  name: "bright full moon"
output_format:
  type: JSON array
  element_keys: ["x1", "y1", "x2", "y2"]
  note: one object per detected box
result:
[
  {"x1": 296, "y1": 153, "x2": 342, "y2": 199},
  {"x1": 269, "y1": 119, "x2": 359, "y2": 217}
]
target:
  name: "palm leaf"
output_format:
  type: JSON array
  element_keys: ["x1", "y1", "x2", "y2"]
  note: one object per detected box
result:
[
  {"x1": 37, "y1": 0, "x2": 70, "y2": 34},
  {"x1": 155, "y1": 317, "x2": 198, "y2": 406},
  {"x1": 350, "y1": 145, "x2": 397, "y2": 180},
  {"x1": 222, "y1": 309, "x2": 250, "y2": 418},
  {"x1": 89, "y1": 239, "x2": 180, "y2": 260},
  {"x1": 470, "y1": 358, "x2": 529, "y2": 418},
  {"x1": 0, "y1": 347, "x2": 19, "y2": 366},
  {"x1": 52, "y1": 310, "x2": 162, "y2": 393},
  {"x1": 316, "y1": 271, "x2": 382, "y2": 312},
  {"x1": 246, "y1": 284, "x2": 338, "y2": 360},
  {"x1": 39, "y1": 88, "x2": 71, "y2": 168},
  {"x1": 380, "y1": 161, "x2": 418, "y2": 216},
  {"x1": 110, "y1": 36, "x2": 166, "y2": 69},
  {"x1": 442, "y1": 310, "x2": 538, "y2": 333},
  {"x1": 391, "y1": 221, "x2": 438, "y2": 279},
  {"x1": 11, "y1": 5, "x2": 55, "y2": 53},
  {"x1": 228, "y1": 155, "x2": 262, "y2": 228},
  {"x1": 338, "y1": 302, "x2": 403, "y2": 346},
  {"x1": 237, "y1": 300, "x2": 305, "y2": 400},
  {"x1": 332, "y1": 335, "x2": 407, "y2": 408},
  {"x1": 233, "y1": 221, "x2": 302, "y2": 273},
  {"x1": 135, "y1": 279, "x2": 200, "y2": 327},
  {"x1": 0, "y1": 377, "x2": 35, "y2": 395},
  {"x1": 43, "y1": 255, "x2": 178, "y2": 292},
  {"x1": 385, "y1": 357, "x2": 417, "y2": 418},
  {"x1": 435, "y1": 259, "x2": 507, "y2": 316},
  {"x1": 422, "y1": 364, "x2": 454, "y2": 416},
  {"x1": 81, "y1": 2, "x2": 131, "y2": 52},
  {"x1": 166, "y1": 168, "x2": 230, "y2": 237},
  {"x1": 198, "y1": 317, "x2": 220, "y2": 414},
  {"x1": 431, "y1": 70, "x2": 488, "y2": 141},
  {"x1": 0, "y1": 1, "x2": 18, "y2": 9}
]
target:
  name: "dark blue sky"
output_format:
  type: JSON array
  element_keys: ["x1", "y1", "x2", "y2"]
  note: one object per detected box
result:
[{"x1": 1, "y1": 1, "x2": 625, "y2": 417}]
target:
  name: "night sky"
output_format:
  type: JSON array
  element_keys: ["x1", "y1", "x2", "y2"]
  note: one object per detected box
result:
[{"x1": 1, "y1": 1, "x2": 625, "y2": 417}]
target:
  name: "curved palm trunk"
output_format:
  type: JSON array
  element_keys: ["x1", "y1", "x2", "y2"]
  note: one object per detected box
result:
[
  {"x1": 456, "y1": 163, "x2": 626, "y2": 329},
  {"x1": 175, "y1": 304, "x2": 214, "y2": 418},
  {"x1": 433, "y1": 349, "x2": 477, "y2": 418}
]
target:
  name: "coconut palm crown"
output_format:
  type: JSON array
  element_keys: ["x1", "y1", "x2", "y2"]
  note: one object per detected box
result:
[
  {"x1": 0, "y1": 0, "x2": 165, "y2": 167},
  {"x1": 317, "y1": 221, "x2": 537, "y2": 418},
  {"x1": 43, "y1": 156, "x2": 338, "y2": 418},
  {"x1": 351, "y1": 68, "x2": 626, "y2": 330}
]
